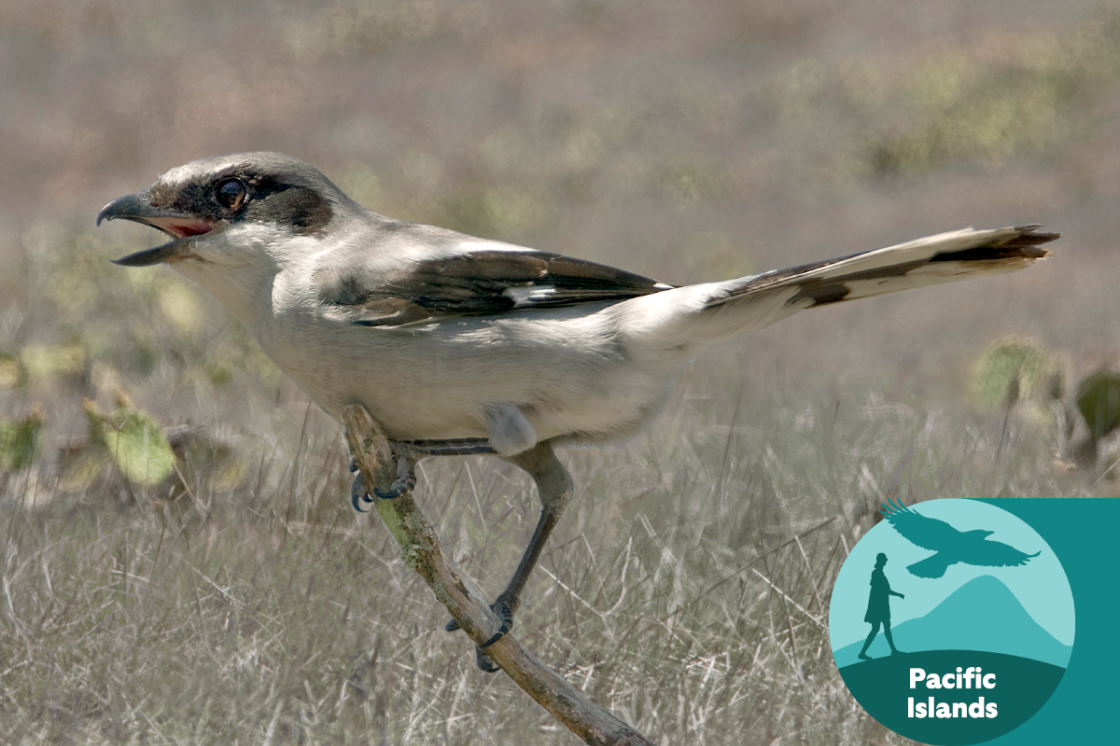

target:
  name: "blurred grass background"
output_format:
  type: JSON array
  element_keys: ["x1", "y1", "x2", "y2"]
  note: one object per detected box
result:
[{"x1": 1, "y1": 0, "x2": 1118, "y2": 743}]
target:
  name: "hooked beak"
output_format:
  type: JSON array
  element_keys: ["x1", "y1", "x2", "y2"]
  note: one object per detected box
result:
[{"x1": 97, "y1": 192, "x2": 216, "y2": 267}]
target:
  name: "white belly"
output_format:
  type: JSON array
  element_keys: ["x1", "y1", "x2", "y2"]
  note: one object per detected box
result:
[{"x1": 256, "y1": 301, "x2": 679, "y2": 446}]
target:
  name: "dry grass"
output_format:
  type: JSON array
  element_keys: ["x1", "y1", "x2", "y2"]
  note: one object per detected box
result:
[{"x1": 0, "y1": 330, "x2": 1095, "y2": 744}]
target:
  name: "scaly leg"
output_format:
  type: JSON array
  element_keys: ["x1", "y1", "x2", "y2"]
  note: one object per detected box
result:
[
  {"x1": 446, "y1": 440, "x2": 574, "y2": 672},
  {"x1": 347, "y1": 436, "x2": 573, "y2": 672},
  {"x1": 349, "y1": 438, "x2": 495, "y2": 510}
]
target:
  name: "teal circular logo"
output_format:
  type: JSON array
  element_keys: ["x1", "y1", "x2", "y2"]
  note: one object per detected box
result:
[{"x1": 829, "y1": 498, "x2": 1074, "y2": 745}]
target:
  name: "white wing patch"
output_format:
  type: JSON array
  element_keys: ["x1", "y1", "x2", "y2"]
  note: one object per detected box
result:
[
  {"x1": 452, "y1": 239, "x2": 541, "y2": 255},
  {"x1": 503, "y1": 285, "x2": 558, "y2": 307}
]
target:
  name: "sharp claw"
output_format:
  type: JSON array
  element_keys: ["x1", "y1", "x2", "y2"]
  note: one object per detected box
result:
[
  {"x1": 350, "y1": 447, "x2": 416, "y2": 504},
  {"x1": 475, "y1": 648, "x2": 500, "y2": 673},
  {"x1": 372, "y1": 485, "x2": 401, "y2": 499},
  {"x1": 350, "y1": 437, "x2": 490, "y2": 509},
  {"x1": 372, "y1": 477, "x2": 412, "y2": 499},
  {"x1": 350, "y1": 473, "x2": 374, "y2": 512}
]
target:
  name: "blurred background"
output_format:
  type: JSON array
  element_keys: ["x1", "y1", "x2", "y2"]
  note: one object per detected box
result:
[
  {"x1": 4, "y1": 0, "x2": 1119, "y2": 433},
  {"x1": 0, "y1": 1, "x2": 1117, "y2": 744}
]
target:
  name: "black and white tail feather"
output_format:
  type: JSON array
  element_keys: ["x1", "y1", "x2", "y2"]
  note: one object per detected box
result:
[
  {"x1": 717, "y1": 224, "x2": 1052, "y2": 310},
  {"x1": 615, "y1": 224, "x2": 1055, "y2": 360}
]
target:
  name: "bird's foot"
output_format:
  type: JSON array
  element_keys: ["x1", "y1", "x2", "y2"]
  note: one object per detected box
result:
[
  {"x1": 446, "y1": 592, "x2": 517, "y2": 672},
  {"x1": 350, "y1": 471, "x2": 375, "y2": 511},
  {"x1": 348, "y1": 449, "x2": 416, "y2": 512},
  {"x1": 349, "y1": 439, "x2": 494, "y2": 511},
  {"x1": 473, "y1": 647, "x2": 500, "y2": 673},
  {"x1": 890, "y1": 648, "x2": 905, "y2": 656},
  {"x1": 858, "y1": 652, "x2": 873, "y2": 661},
  {"x1": 372, "y1": 449, "x2": 416, "y2": 499}
]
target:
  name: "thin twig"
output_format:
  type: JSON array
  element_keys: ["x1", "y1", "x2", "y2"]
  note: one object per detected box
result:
[{"x1": 341, "y1": 404, "x2": 655, "y2": 746}]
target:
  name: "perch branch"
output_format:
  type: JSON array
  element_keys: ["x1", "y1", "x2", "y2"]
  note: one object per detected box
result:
[{"x1": 341, "y1": 404, "x2": 655, "y2": 746}]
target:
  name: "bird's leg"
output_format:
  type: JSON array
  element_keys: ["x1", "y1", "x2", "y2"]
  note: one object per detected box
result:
[
  {"x1": 347, "y1": 435, "x2": 572, "y2": 672},
  {"x1": 349, "y1": 439, "x2": 494, "y2": 511},
  {"x1": 446, "y1": 440, "x2": 574, "y2": 672}
]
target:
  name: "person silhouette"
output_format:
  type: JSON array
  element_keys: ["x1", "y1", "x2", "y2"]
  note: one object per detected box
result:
[{"x1": 858, "y1": 552, "x2": 905, "y2": 660}]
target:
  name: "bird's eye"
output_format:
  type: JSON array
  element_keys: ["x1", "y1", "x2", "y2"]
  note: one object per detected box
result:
[{"x1": 215, "y1": 178, "x2": 247, "y2": 211}]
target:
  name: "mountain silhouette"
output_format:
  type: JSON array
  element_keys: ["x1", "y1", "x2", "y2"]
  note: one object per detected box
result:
[{"x1": 833, "y1": 575, "x2": 1071, "y2": 668}]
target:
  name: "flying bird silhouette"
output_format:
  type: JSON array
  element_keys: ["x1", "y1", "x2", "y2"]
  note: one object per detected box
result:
[{"x1": 880, "y1": 497, "x2": 1040, "y2": 578}]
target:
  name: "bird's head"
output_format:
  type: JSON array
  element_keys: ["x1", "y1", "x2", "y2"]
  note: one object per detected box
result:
[{"x1": 97, "y1": 152, "x2": 357, "y2": 268}]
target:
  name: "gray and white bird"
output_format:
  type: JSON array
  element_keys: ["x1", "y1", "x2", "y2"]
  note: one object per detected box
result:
[{"x1": 98, "y1": 152, "x2": 1056, "y2": 668}]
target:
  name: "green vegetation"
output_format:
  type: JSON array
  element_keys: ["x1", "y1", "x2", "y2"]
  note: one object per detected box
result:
[
  {"x1": 1075, "y1": 370, "x2": 1120, "y2": 441},
  {"x1": 971, "y1": 336, "x2": 1062, "y2": 410},
  {"x1": 0, "y1": 409, "x2": 42, "y2": 472},
  {"x1": 971, "y1": 336, "x2": 1120, "y2": 473},
  {"x1": 83, "y1": 396, "x2": 177, "y2": 487}
]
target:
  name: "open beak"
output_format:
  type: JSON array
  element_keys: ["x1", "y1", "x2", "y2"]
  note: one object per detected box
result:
[{"x1": 97, "y1": 192, "x2": 216, "y2": 267}]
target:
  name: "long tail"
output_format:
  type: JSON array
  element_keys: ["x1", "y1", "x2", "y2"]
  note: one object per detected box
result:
[
  {"x1": 716, "y1": 224, "x2": 1056, "y2": 309},
  {"x1": 617, "y1": 225, "x2": 1057, "y2": 358}
]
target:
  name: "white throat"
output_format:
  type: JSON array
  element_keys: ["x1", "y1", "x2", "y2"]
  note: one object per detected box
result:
[{"x1": 170, "y1": 223, "x2": 302, "y2": 335}]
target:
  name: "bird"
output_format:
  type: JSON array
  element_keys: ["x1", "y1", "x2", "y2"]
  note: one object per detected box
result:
[
  {"x1": 98, "y1": 152, "x2": 1056, "y2": 670},
  {"x1": 880, "y1": 496, "x2": 1041, "y2": 578}
]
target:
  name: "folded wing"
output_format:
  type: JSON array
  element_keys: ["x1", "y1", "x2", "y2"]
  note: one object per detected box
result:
[{"x1": 320, "y1": 245, "x2": 674, "y2": 327}]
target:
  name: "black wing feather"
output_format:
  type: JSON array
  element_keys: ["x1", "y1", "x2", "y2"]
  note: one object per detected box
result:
[{"x1": 322, "y1": 250, "x2": 672, "y2": 327}]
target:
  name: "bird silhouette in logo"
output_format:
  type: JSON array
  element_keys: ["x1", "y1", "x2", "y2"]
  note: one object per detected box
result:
[{"x1": 880, "y1": 497, "x2": 1040, "y2": 578}]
